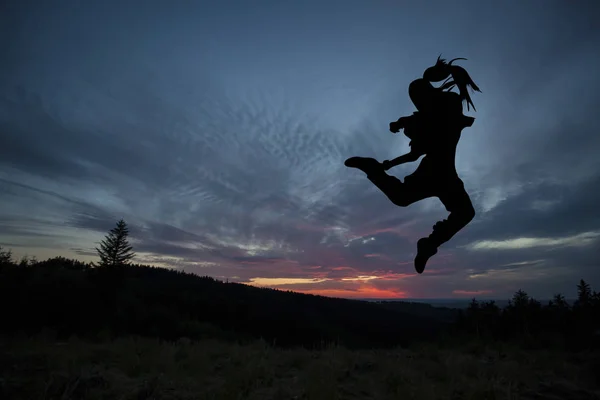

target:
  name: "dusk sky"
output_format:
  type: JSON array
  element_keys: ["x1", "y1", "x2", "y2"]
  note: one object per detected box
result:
[{"x1": 2, "y1": 0, "x2": 600, "y2": 300}]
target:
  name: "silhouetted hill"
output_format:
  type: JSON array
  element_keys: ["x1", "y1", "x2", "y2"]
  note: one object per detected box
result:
[
  {"x1": 0, "y1": 257, "x2": 449, "y2": 349},
  {"x1": 2, "y1": 255, "x2": 600, "y2": 352},
  {"x1": 375, "y1": 300, "x2": 459, "y2": 323}
]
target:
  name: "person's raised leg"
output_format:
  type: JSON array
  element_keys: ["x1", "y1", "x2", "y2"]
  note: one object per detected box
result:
[
  {"x1": 344, "y1": 157, "x2": 432, "y2": 207},
  {"x1": 414, "y1": 179, "x2": 475, "y2": 274}
]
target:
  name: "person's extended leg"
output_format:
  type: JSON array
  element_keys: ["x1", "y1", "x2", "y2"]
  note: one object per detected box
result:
[
  {"x1": 414, "y1": 178, "x2": 476, "y2": 273},
  {"x1": 344, "y1": 157, "x2": 433, "y2": 207}
]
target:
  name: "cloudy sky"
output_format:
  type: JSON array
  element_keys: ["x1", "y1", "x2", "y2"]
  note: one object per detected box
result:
[{"x1": 2, "y1": 0, "x2": 600, "y2": 300}]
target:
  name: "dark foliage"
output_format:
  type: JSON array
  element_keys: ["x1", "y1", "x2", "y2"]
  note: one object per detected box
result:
[
  {"x1": 1, "y1": 245, "x2": 599, "y2": 351},
  {"x1": 455, "y1": 284, "x2": 600, "y2": 351},
  {"x1": 0, "y1": 255, "x2": 446, "y2": 350}
]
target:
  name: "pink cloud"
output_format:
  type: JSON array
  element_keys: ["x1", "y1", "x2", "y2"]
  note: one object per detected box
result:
[{"x1": 364, "y1": 253, "x2": 396, "y2": 261}]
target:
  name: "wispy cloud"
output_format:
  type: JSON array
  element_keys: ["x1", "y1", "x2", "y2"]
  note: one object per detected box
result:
[
  {"x1": 248, "y1": 277, "x2": 330, "y2": 286},
  {"x1": 499, "y1": 259, "x2": 545, "y2": 268},
  {"x1": 466, "y1": 232, "x2": 600, "y2": 251},
  {"x1": 453, "y1": 290, "x2": 494, "y2": 296}
]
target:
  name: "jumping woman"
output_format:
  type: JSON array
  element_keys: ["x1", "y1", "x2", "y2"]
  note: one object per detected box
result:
[{"x1": 344, "y1": 56, "x2": 481, "y2": 274}]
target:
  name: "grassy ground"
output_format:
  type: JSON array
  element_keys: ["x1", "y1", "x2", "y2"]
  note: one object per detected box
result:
[{"x1": 2, "y1": 335, "x2": 599, "y2": 400}]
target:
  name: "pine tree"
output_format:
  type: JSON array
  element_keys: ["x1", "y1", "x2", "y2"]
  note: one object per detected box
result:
[
  {"x1": 512, "y1": 289, "x2": 529, "y2": 308},
  {"x1": 0, "y1": 246, "x2": 12, "y2": 264},
  {"x1": 576, "y1": 279, "x2": 592, "y2": 306},
  {"x1": 510, "y1": 289, "x2": 530, "y2": 335},
  {"x1": 96, "y1": 219, "x2": 136, "y2": 267},
  {"x1": 466, "y1": 298, "x2": 480, "y2": 338},
  {"x1": 551, "y1": 293, "x2": 569, "y2": 310}
]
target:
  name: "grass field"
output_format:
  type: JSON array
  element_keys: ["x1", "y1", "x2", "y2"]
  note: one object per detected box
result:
[{"x1": 2, "y1": 335, "x2": 599, "y2": 400}]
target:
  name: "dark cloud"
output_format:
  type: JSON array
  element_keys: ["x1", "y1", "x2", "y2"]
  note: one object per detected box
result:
[{"x1": 461, "y1": 173, "x2": 600, "y2": 242}]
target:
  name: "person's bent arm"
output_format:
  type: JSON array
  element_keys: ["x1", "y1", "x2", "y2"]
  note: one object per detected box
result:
[{"x1": 389, "y1": 114, "x2": 417, "y2": 134}]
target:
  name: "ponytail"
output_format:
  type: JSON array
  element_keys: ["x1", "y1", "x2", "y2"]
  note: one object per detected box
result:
[{"x1": 423, "y1": 55, "x2": 481, "y2": 111}]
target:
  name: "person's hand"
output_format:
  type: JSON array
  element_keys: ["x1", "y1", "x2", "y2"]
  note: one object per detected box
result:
[
  {"x1": 382, "y1": 160, "x2": 393, "y2": 170},
  {"x1": 389, "y1": 121, "x2": 401, "y2": 133}
]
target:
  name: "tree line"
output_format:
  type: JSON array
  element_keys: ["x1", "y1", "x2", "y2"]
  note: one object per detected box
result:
[
  {"x1": 455, "y1": 282, "x2": 600, "y2": 349},
  {"x1": 1, "y1": 219, "x2": 599, "y2": 351}
]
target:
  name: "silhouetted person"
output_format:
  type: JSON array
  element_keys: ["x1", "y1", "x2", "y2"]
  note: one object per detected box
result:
[{"x1": 345, "y1": 56, "x2": 481, "y2": 274}]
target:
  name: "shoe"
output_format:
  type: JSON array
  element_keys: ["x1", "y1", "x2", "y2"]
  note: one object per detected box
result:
[
  {"x1": 344, "y1": 157, "x2": 383, "y2": 176},
  {"x1": 414, "y1": 237, "x2": 437, "y2": 274}
]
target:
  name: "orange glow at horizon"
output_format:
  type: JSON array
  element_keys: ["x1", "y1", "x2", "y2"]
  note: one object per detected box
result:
[
  {"x1": 248, "y1": 277, "x2": 330, "y2": 286},
  {"x1": 286, "y1": 285, "x2": 409, "y2": 299}
]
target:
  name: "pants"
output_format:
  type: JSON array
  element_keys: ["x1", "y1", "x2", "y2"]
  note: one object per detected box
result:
[{"x1": 367, "y1": 168, "x2": 475, "y2": 248}]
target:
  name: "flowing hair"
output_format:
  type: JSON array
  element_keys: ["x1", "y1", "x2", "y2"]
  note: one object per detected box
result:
[{"x1": 423, "y1": 55, "x2": 481, "y2": 111}]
